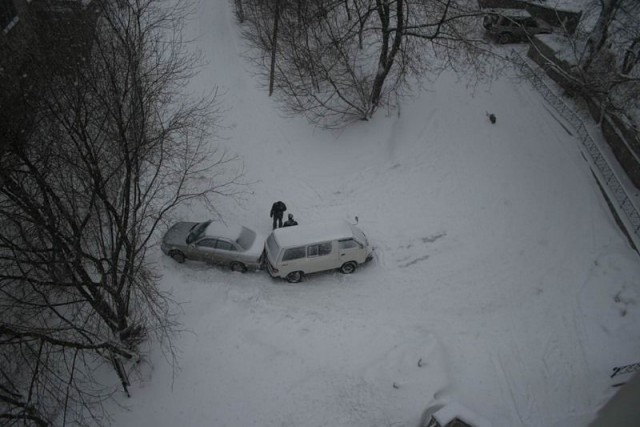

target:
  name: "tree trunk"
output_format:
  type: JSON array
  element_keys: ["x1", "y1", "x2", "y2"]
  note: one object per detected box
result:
[
  {"x1": 622, "y1": 37, "x2": 640, "y2": 74},
  {"x1": 269, "y1": 0, "x2": 281, "y2": 96},
  {"x1": 369, "y1": 0, "x2": 403, "y2": 116}
]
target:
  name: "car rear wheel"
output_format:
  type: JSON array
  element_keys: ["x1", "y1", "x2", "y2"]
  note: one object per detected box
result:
[
  {"x1": 340, "y1": 261, "x2": 357, "y2": 274},
  {"x1": 286, "y1": 271, "x2": 303, "y2": 283},
  {"x1": 170, "y1": 251, "x2": 185, "y2": 263},
  {"x1": 230, "y1": 262, "x2": 247, "y2": 273}
]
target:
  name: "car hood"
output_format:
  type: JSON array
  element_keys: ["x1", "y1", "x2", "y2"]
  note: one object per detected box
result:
[{"x1": 163, "y1": 222, "x2": 198, "y2": 247}]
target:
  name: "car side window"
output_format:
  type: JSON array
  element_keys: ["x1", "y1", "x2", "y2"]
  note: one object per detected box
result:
[
  {"x1": 216, "y1": 240, "x2": 236, "y2": 251},
  {"x1": 308, "y1": 245, "x2": 319, "y2": 257},
  {"x1": 307, "y1": 242, "x2": 332, "y2": 257},
  {"x1": 197, "y1": 238, "x2": 217, "y2": 249},
  {"x1": 319, "y1": 242, "x2": 332, "y2": 255},
  {"x1": 338, "y1": 239, "x2": 359, "y2": 249},
  {"x1": 283, "y1": 246, "x2": 306, "y2": 261}
]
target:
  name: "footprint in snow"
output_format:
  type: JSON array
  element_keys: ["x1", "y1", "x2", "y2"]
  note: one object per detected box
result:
[{"x1": 396, "y1": 231, "x2": 446, "y2": 268}]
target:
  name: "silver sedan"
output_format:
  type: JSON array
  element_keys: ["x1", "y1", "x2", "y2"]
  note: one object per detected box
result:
[{"x1": 161, "y1": 220, "x2": 266, "y2": 272}]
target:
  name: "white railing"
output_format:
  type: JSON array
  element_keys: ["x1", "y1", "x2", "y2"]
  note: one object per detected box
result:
[{"x1": 512, "y1": 51, "x2": 640, "y2": 250}]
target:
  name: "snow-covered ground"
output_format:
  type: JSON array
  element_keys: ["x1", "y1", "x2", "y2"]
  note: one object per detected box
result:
[{"x1": 110, "y1": 1, "x2": 640, "y2": 426}]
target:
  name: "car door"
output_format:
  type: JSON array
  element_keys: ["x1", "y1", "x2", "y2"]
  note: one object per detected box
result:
[
  {"x1": 213, "y1": 238, "x2": 240, "y2": 266},
  {"x1": 192, "y1": 238, "x2": 218, "y2": 263},
  {"x1": 279, "y1": 246, "x2": 307, "y2": 275},
  {"x1": 305, "y1": 241, "x2": 336, "y2": 274}
]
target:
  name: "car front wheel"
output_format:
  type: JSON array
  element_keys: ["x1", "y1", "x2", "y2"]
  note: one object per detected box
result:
[
  {"x1": 170, "y1": 251, "x2": 185, "y2": 263},
  {"x1": 286, "y1": 271, "x2": 303, "y2": 283},
  {"x1": 230, "y1": 262, "x2": 247, "y2": 273},
  {"x1": 340, "y1": 261, "x2": 357, "y2": 274}
]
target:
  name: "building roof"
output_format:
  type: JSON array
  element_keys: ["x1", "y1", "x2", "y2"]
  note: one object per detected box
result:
[{"x1": 483, "y1": 8, "x2": 532, "y2": 18}]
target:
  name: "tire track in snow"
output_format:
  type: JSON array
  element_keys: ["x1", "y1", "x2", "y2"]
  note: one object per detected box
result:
[{"x1": 492, "y1": 301, "x2": 596, "y2": 427}]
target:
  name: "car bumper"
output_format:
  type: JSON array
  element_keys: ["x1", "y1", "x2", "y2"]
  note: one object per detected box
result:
[
  {"x1": 266, "y1": 260, "x2": 280, "y2": 278},
  {"x1": 365, "y1": 247, "x2": 375, "y2": 263}
]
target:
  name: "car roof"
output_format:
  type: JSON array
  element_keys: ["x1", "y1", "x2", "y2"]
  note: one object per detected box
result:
[
  {"x1": 271, "y1": 220, "x2": 355, "y2": 248},
  {"x1": 484, "y1": 8, "x2": 532, "y2": 18},
  {"x1": 204, "y1": 222, "x2": 245, "y2": 241}
]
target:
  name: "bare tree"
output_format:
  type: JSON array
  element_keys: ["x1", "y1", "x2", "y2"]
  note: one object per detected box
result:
[
  {"x1": 581, "y1": 0, "x2": 624, "y2": 71},
  {"x1": 234, "y1": 0, "x2": 246, "y2": 22},
  {"x1": 269, "y1": 0, "x2": 282, "y2": 96},
  {"x1": 543, "y1": 0, "x2": 640, "y2": 121},
  {"x1": 0, "y1": 0, "x2": 240, "y2": 424},
  {"x1": 239, "y1": 0, "x2": 494, "y2": 127}
]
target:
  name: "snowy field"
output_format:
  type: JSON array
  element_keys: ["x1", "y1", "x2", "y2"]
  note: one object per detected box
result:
[{"x1": 110, "y1": 1, "x2": 640, "y2": 426}]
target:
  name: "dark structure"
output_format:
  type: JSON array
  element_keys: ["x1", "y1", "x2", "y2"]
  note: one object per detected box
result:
[{"x1": 477, "y1": 0, "x2": 582, "y2": 34}]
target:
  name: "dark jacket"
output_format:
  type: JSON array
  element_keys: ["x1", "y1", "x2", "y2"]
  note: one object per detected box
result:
[
  {"x1": 270, "y1": 201, "x2": 287, "y2": 218},
  {"x1": 283, "y1": 219, "x2": 298, "y2": 227}
]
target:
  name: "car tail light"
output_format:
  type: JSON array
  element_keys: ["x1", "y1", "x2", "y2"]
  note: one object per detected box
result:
[{"x1": 268, "y1": 262, "x2": 278, "y2": 274}]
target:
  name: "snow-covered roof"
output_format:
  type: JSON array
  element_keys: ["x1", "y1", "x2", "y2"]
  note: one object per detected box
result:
[
  {"x1": 204, "y1": 222, "x2": 244, "y2": 240},
  {"x1": 483, "y1": 8, "x2": 532, "y2": 18},
  {"x1": 530, "y1": 0, "x2": 585, "y2": 12},
  {"x1": 271, "y1": 220, "x2": 355, "y2": 248}
]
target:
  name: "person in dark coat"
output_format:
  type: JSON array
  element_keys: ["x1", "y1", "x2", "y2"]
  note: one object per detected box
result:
[
  {"x1": 283, "y1": 213, "x2": 298, "y2": 227},
  {"x1": 270, "y1": 201, "x2": 287, "y2": 229}
]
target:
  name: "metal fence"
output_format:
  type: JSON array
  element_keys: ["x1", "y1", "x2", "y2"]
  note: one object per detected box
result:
[{"x1": 512, "y1": 51, "x2": 640, "y2": 251}]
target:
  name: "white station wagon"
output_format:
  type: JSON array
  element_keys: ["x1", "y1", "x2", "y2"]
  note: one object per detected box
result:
[{"x1": 264, "y1": 220, "x2": 373, "y2": 282}]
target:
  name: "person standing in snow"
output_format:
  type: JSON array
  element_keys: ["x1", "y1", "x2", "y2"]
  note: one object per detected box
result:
[
  {"x1": 270, "y1": 201, "x2": 287, "y2": 229},
  {"x1": 283, "y1": 213, "x2": 298, "y2": 227}
]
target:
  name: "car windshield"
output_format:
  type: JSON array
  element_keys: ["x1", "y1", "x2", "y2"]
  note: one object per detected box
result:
[
  {"x1": 350, "y1": 225, "x2": 368, "y2": 247},
  {"x1": 187, "y1": 220, "x2": 211, "y2": 244},
  {"x1": 236, "y1": 227, "x2": 256, "y2": 250}
]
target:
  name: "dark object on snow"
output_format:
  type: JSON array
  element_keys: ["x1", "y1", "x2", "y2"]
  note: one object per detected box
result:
[
  {"x1": 283, "y1": 213, "x2": 298, "y2": 227},
  {"x1": 270, "y1": 201, "x2": 287, "y2": 229},
  {"x1": 488, "y1": 113, "x2": 496, "y2": 124}
]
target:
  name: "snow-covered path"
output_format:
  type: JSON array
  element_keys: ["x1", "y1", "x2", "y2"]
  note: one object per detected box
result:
[{"x1": 110, "y1": 1, "x2": 640, "y2": 426}]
